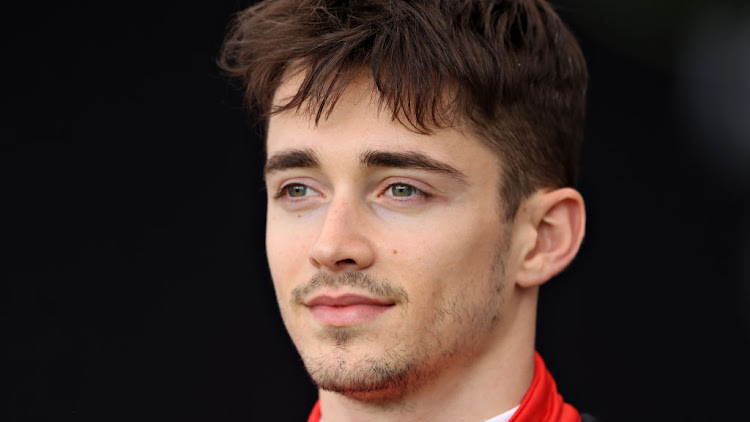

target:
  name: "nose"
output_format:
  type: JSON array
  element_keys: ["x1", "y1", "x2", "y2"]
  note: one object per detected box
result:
[{"x1": 309, "y1": 198, "x2": 376, "y2": 272}]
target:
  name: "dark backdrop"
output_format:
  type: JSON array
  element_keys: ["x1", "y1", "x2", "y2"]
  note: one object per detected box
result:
[{"x1": 5, "y1": 1, "x2": 750, "y2": 420}]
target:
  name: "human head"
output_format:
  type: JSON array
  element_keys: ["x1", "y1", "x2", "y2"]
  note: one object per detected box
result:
[
  {"x1": 219, "y1": 0, "x2": 588, "y2": 220},
  {"x1": 220, "y1": 0, "x2": 588, "y2": 411}
]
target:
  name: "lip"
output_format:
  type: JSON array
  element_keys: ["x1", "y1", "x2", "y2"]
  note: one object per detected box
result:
[
  {"x1": 305, "y1": 294, "x2": 394, "y2": 326},
  {"x1": 306, "y1": 294, "x2": 391, "y2": 307}
]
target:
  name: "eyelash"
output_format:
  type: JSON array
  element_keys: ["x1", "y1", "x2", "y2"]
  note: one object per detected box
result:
[
  {"x1": 381, "y1": 182, "x2": 431, "y2": 200},
  {"x1": 274, "y1": 183, "x2": 316, "y2": 199},
  {"x1": 273, "y1": 182, "x2": 432, "y2": 202}
]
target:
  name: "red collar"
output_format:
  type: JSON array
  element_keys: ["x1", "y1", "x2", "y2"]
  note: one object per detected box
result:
[
  {"x1": 509, "y1": 352, "x2": 580, "y2": 422},
  {"x1": 307, "y1": 401, "x2": 321, "y2": 422},
  {"x1": 307, "y1": 352, "x2": 580, "y2": 422}
]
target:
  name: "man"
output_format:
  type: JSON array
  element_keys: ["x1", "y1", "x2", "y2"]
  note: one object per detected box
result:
[{"x1": 220, "y1": 0, "x2": 594, "y2": 421}]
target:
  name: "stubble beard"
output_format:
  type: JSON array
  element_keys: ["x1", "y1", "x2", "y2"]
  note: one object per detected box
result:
[{"x1": 291, "y1": 248, "x2": 507, "y2": 403}]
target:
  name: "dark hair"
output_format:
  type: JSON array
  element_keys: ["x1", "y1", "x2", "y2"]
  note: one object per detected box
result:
[{"x1": 219, "y1": 0, "x2": 587, "y2": 219}]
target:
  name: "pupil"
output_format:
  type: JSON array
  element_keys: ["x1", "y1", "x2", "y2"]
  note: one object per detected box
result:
[
  {"x1": 289, "y1": 185, "x2": 306, "y2": 197},
  {"x1": 392, "y1": 185, "x2": 412, "y2": 197}
]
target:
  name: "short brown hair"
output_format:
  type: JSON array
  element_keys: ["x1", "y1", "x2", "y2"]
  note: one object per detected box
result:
[{"x1": 219, "y1": 0, "x2": 587, "y2": 219}]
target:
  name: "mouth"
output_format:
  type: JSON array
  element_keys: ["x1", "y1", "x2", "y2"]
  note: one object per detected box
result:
[{"x1": 304, "y1": 294, "x2": 395, "y2": 326}]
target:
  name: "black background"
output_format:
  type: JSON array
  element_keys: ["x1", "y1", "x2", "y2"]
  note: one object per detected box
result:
[{"x1": 5, "y1": 1, "x2": 750, "y2": 420}]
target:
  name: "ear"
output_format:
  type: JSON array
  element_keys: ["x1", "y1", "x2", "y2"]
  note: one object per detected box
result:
[{"x1": 514, "y1": 188, "x2": 586, "y2": 289}]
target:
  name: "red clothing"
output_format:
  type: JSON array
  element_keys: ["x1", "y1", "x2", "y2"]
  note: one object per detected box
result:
[
  {"x1": 508, "y1": 352, "x2": 580, "y2": 422},
  {"x1": 307, "y1": 401, "x2": 321, "y2": 422},
  {"x1": 307, "y1": 352, "x2": 580, "y2": 422}
]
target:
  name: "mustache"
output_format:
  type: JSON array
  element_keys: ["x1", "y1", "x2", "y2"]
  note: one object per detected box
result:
[{"x1": 291, "y1": 272, "x2": 409, "y2": 304}]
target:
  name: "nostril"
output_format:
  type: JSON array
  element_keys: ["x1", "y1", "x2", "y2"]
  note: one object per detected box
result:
[{"x1": 337, "y1": 259, "x2": 356, "y2": 265}]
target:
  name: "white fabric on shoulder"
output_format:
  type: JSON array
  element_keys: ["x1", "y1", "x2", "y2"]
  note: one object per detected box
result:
[
  {"x1": 320, "y1": 404, "x2": 519, "y2": 422},
  {"x1": 483, "y1": 405, "x2": 519, "y2": 422}
]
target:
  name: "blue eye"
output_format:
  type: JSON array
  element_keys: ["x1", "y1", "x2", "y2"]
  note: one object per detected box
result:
[
  {"x1": 287, "y1": 184, "x2": 308, "y2": 197},
  {"x1": 278, "y1": 184, "x2": 315, "y2": 198},
  {"x1": 390, "y1": 184, "x2": 415, "y2": 197}
]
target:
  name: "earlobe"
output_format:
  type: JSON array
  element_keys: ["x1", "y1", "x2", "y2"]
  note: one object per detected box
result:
[{"x1": 515, "y1": 188, "x2": 586, "y2": 288}]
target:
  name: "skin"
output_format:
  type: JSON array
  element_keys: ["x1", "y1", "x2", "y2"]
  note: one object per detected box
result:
[{"x1": 264, "y1": 76, "x2": 586, "y2": 422}]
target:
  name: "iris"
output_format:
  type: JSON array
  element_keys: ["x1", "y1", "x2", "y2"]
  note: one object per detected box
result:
[
  {"x1": 288, "y1": 185, "x2": 308, "y2": 197},
  {"x1": 391, "y1": 184, "x2": 414, "y2": 197}
]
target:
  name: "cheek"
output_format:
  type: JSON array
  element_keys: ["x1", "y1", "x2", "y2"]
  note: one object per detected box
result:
[
  {"x1": 391, "y1": 213, "x2": 503, "y2": 284},
  {"x1": 265, "y1": 217, "x2": 317, "y2": 293}
]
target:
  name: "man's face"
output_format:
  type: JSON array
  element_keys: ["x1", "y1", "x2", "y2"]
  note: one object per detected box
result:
[{"x1": 264, "y1": 78, "x2": 515, "y2": 400}]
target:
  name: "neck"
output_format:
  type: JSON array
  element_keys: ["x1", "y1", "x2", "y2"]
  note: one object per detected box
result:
[{"x1": 319, "y1": 288, "x2": 539, "y2": 422}]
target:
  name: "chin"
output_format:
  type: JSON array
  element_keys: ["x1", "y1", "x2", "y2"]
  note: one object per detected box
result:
[
  {"x1": 301, "y1": 343, "x2": 441, "y2": 403},
  {"x1": 312, "y1": 368, "x2": 413, "y2": 403}
]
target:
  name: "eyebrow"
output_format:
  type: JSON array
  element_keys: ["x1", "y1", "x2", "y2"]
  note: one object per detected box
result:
[
  {"x1": 263, "y1": 147, "x2": 468, "y2": 184},
  {"x1": 264, "y1": 148, "x2": 320, "y2": 176},
  {"x1": 360, "y1": 149, "x2": 468, "y2": 183}
]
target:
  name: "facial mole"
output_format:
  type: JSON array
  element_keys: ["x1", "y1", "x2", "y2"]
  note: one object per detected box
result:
[
  {"x1": 393, "y1": 249, "x2": 398, "y2": 255},
  {"x1": 297, "y1": 214, "x2": 302, "y2": 218}
]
